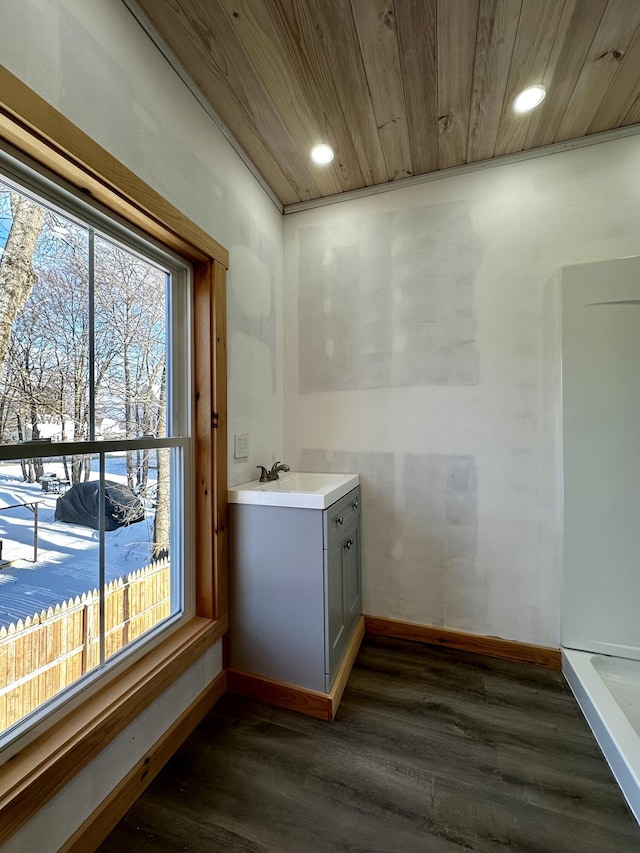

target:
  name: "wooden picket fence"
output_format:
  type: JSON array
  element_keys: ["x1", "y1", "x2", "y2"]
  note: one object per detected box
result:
[{"x1": 0, "y1": 558, "x2": 170, "y2": 732}]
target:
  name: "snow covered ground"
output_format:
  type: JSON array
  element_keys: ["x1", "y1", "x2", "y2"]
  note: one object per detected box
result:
[{"x1": 0, "y1": 458, "x2": 158, "y2": 630}]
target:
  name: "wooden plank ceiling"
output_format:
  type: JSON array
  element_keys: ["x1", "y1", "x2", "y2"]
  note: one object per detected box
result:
[{"x1": 133, "y1": 0, "x2": 640, "y2": 206}]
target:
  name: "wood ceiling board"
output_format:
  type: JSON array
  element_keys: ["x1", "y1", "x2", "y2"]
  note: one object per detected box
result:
[
  {"x1": 178, "y1": 0, "x2": 322, "y2": 202},
  {"x1": 396, "y1": 0, "x2": 439, "y2": 176},
  {"x1": 493, "y1": 0, "x2": 565, "y2": 158},
  {"x1": 351, "y1": 0, "x2": 414, "y2": 180},
  {"x1": 136, "y1": 0, "x2": 311, "y2": 204},
  {"x1": 130, "y1": 0, "x2": 640, "y2": 206},
  {"x1": 436, "y1": 0, "x2": 480, "y2": 169},
  {"x1": 524, "y1": 0, "x2": 607, "y2": 149},
  {"x1": 555, "y1": 0, "x2": 640, "y2": 142},
  {"x1": 260, "y1": 0, "x2": 366, "y2": 192},
  {"x1": 466, "y1": 0, "x2": 522, "y2": 162},
  {"x1": 297, "y1": 0, "x2": 388, "y2": 187},
  {"x1": 589, "y1": 25, "x2": 640, "y2": 133},
  {"x1": 217, "y1": 0, "x2": 344, "y2": 197},
  {"x1": 622, "y1": 92, "x2": 640, "y2": 126}
]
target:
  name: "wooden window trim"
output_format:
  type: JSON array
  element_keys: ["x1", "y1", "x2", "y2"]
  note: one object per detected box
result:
[{"x1": 0, "y1": 65, "x2": 228, "y2": 844}]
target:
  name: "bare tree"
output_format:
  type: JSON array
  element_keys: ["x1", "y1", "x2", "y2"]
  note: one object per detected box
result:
[
  {"x1": 153, "y1": 367, "x2": 169, "y2": 559},
  {"x1": 0, "y1": 194, "x2": 45, "y2": 367},
  {"x1": 0, "y1": 361, "x2": 18, "y2": 440},
  {"x1": 94, "y1": 239, "x2": 169, "y2": 558}
]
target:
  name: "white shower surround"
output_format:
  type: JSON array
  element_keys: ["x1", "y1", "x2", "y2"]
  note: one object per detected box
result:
[
  {"x1": 563, "y1": 649, "x2": 640, "y2": 824},
  {"x1": 559, "y1": 254, "x2": 640, "y2": 827}
]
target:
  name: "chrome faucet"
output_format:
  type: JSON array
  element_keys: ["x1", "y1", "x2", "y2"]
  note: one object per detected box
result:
[{"x1": 257, "y1": 461, "x2": 290, "y2": 482}]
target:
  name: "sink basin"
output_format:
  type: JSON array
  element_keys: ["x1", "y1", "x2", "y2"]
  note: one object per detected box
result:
[{"x1": 228, "y1": 471, "x2": 359, "y2": 509}]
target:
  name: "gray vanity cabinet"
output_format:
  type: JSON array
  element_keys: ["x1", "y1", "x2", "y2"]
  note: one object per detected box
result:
[{"x1": 229, "y1": 486, "x2": 361, "y2": 694}]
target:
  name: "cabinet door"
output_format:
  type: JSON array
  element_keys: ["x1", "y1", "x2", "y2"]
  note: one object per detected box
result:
[
  {"x1": 343, "y1": 521, "x2": 361, "y2": 633},
  {"x1": 325, "y1": 517, "x2": 362, "y2": 688},
  {"x1": 326, "y1": 537, "x2": 348, "y2": 682}
]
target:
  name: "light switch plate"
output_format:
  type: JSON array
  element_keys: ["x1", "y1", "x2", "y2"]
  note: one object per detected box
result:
[{"x1": 234, "y1": 432, "x2": 249, "y2": 459}]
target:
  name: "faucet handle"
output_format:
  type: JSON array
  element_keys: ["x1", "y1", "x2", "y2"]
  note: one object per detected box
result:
[{"x1": 257, "y1": 465, "x2": 268, "y2": 482}]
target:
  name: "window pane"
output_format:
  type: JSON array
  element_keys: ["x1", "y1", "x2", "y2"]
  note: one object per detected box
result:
[
  {"x1": 103, "y1": 447, "x2": 179, "y2": 662},
  {"x1": 0, "y1": 453, "x2": 100, "y2": 734},
  {"x1": 0, "y1": 180, "x2": 89, "y2": 446},
  {"x1": 94, "y1": 237, "x2": 169, "y2": 442}
]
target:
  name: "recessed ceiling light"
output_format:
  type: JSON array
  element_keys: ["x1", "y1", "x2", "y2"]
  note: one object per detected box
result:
[
  {"x1": 513, "y1": 85, "x2": 546, "y2": 114},
  {"x1": 310, "y1": 143, "x2": 334, "y2": 165}
]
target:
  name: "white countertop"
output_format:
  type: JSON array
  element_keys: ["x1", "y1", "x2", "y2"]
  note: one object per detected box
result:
[{"x1": 228, "y1": 471, "x2": 359, "y2": 509}]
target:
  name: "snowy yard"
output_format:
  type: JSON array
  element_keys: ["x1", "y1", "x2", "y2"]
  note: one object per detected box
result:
[{"x1": 0, "y1": 458, "x2": 158, "y2": 630}]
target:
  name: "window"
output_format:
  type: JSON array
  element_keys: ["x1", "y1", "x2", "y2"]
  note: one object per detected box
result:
[
  {"x1": 0, "y1": 155, "x2": 192, "y2": 746},
  {"x1": 0, "y1": 70, "x2": 227, "y2": 847}
]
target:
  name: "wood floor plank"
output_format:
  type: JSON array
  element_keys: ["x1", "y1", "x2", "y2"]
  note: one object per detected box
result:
[
  {"x1": 496, "y1": 741, "x2": 640, "y2": 837},
  {"x1": 99, "y1": 635, "x2": 640, "y2": 852}
]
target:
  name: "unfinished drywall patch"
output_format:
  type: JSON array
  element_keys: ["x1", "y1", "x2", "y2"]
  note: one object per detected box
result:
[
  {"x1": 299, "y1": 449, "x2": 480, "y2": 628},
  {"x1": 226, "y1": 197, "x2": 283, "y2": 485},
  {"x1": 227, "y1": 192, "x2": 281, "y2": 391},
  {"x1": 402, "y1": 453, "x2": 482, "y2": 629},
  {"x1": 228, "y1": 242, "x2": 278, "y2": 394},
  {"x1": 297, "y1": 202, "x2": 481, "y2": 393}
]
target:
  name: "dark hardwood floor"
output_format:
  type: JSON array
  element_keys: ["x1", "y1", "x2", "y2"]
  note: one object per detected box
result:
[{"x1": 100, "y1": 636, "x2": 640, "y2": 852}]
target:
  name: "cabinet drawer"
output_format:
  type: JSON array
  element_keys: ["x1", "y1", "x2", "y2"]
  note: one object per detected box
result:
[{"x1": 323, "y1": 486, "x2": 360, "y2": 548}]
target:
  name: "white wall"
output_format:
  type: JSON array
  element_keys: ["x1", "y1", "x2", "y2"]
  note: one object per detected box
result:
[
  {"x1": 283, "y1": 135, "x2": 640, "y2": 648},
  {"x1": 0, "y1": 0, "x2": 284, "y2": 848}
]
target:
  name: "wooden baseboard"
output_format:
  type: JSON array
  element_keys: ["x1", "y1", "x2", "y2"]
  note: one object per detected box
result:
[
  {"x1": 364, "y1": 616, "x2": 562, "y2": 670},
  {"x1": 327, "y1": 615, "x2": 365, "y2": 717},
  {"x1": 60, "y1": 670, "x2": 227, "y2": 853},
  {"x1": 228, "y1": 615, "x2": 365, "y2": 721},
  {"x1": 228, "y1": 669, "x2": 333, "y2": 720}
]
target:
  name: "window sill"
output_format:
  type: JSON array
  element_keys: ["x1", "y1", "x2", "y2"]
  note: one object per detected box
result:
[{"x1": 0, "y1": 614, "x2": 228, "y2": 846}]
